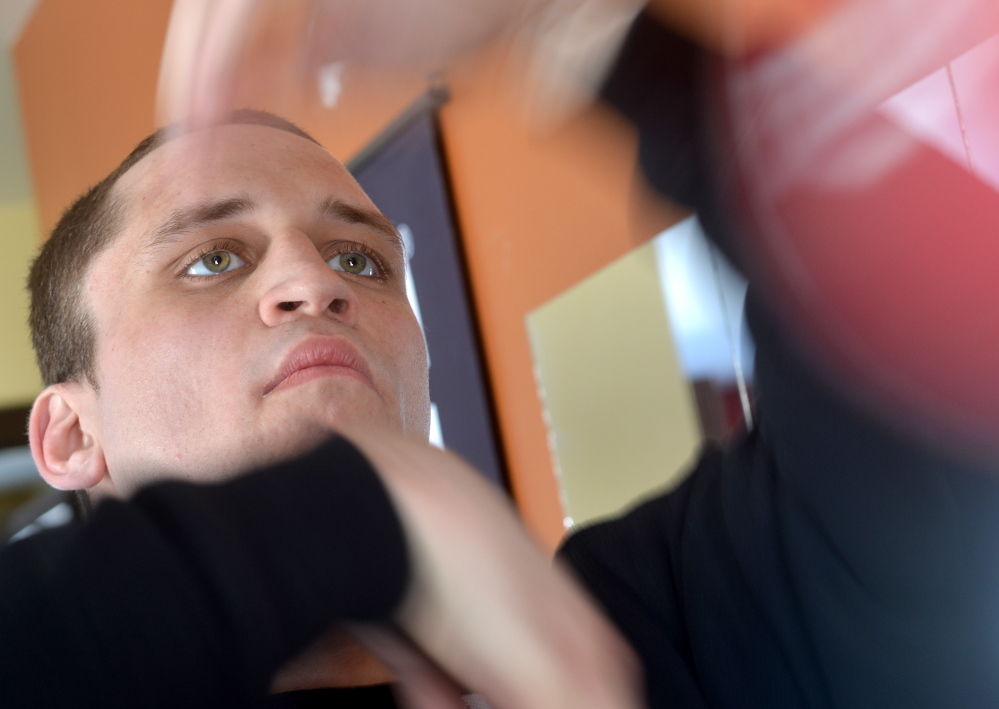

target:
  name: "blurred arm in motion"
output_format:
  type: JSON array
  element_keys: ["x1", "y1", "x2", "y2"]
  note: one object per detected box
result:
[{"x1": 156, "y1": 0, "x2": 847, "y2": 126}]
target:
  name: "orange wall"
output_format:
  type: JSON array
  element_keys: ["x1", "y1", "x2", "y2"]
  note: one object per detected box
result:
[
  {"x1": 15, "y1": 0, "x2": 663, "y2": 551},
  {"x1": 14, "y1": 0, "x2": 175, "y2": 232},
  {"x1": 438, "y1": 57, "x2": 644, "y2": 547}
]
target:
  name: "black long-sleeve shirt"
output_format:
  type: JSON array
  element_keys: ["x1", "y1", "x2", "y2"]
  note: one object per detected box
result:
[{"x1": 0, "y1": 437, "x2": 408, "y2": 708}]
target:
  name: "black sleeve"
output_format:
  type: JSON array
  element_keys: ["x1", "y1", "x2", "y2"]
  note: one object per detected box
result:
[{"x1": 0, "y1": 436, "x2": 409, "y2": 709}]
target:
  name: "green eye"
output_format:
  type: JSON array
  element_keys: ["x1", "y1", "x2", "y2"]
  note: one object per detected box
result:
[
  {"x1": 329, "y1": 252, "x2": 375, "y2": 276},
  {"x1": 186, "y1": 249, "x2": 245, "y2": 277},
  {"x1": 203, "y1": 251, "x2": 231, "y2": 273},
  {"x1": 340, "y1": 253, "x2": 366, "y2": 273}
]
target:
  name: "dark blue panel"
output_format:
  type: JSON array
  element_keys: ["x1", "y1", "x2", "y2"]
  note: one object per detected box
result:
[{"x1": 352, "y1": 113, "x2": 505, "y2": 489}]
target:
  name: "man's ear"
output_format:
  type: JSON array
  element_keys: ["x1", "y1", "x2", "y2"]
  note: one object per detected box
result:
[{"x1": 29, "y1": 383, "x2": 107, "y2": 491}]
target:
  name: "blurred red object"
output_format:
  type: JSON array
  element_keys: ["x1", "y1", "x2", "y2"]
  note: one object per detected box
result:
[{"x1": 722, "y1": 0, "x2": 999, "y2": 455}]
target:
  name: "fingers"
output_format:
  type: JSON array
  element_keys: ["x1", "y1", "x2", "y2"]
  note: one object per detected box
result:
[
  {"x1": 158, "y1": 0, "x2": 263, "y2": 125},
  {"x1": 156, "y1": 0, "x2": 553, "y2": 126}
]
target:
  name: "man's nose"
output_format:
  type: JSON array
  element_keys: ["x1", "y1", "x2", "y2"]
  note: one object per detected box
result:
[{"x1": 257, "y1": 236, "x2": 358, "y2": 328}]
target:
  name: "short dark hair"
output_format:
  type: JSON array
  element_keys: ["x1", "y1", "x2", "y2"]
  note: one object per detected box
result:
[{"x1": 28, "y1": 110, "x2": 321, "y2": 387}]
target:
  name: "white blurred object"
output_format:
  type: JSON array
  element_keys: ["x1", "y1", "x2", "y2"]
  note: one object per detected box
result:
[
  {"x1": 317, "y1": 61, "x2": 346, "y2": 108},
  {"x1": 398, "y1": 224, "x2": 423, "y2": 326},
  {"x1": 881, "y1": 34, "x2": 999, "y2": 192},
  {"x1": 429, "y1": 402, "x2": 444, "y2": 449},
  {"x1": 398, "y1": 223, "x2": 443, "y2": 449},
  {"x1": 8, "y1": 502, "x2": 73, "y2": 544},
  {"x1": 0, "y1": 446, "x2": 41, "y2": 491},
  {"x1": 653, "y1": 217, "x2": 753, "y2": 384}
]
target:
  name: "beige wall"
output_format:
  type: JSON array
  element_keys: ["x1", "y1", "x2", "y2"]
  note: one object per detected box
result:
[
  {"x1": 0, "y1": 203, "x2": 42, "y2": 408},
  {"x1": 0, "y1": 48, "x2": 42, "y2": 408},
  {"x1": 528, "y1": 240, "x2": 701, "y2": 528}
]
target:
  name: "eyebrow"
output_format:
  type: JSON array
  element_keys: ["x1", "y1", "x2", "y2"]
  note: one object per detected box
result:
[
  {"x1": 144, "y1": 194, "x2": 403, "y2": 255},
  {"x1": 146, "y1": 195, "x2": 255, "y2": 252},
  {"x1": 317, "y1": 197, "x2": 403, "y2": 255}
]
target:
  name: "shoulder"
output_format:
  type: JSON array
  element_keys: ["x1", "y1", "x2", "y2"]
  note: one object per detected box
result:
[
  {"x1": 557, "y1": 445, "x2": 725, "y2": 708},
  {"x1": 557, "y1": 443, "x2": 727, "y2": 635},
  {"x1": 559, "y1": 443, "x2": 724, "y2": 577}
]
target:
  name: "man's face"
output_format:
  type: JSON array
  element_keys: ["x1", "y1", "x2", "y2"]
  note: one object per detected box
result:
[{"x1": 81, "y1": 123, "x2": 430, "y2": 497}]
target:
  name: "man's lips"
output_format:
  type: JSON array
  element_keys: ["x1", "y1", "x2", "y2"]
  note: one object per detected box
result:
[{"x1": 263, "y1": 337, "x2": 374, "y2": 396}]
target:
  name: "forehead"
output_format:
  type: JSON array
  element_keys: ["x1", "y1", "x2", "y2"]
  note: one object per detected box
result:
[{"x1": 112, "y1": 123, "x2": 374, "y2": 231}]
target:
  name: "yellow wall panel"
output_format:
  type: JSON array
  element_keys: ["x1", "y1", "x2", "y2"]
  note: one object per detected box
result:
[
  {"x1": 0, "y1": 202, "x2": 42, "y2": 407},
  {"x1": 528, "y1": 240, "x2": 701, "y2": 528}
]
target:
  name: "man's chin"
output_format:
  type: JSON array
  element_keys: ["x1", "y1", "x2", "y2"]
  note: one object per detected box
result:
[{"x1": 254, "y1": 387, "x2": 401, "y2": 460}]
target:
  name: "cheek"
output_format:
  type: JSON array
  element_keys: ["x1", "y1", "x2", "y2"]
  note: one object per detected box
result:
[
  {"x1": 378, "y1": 306, "x2": 431, "y2": 429},
  {"x1": 383, "y1": 306, "x2": 428, "y2": 374},
  {"x1": 96, "y1": 302, "x2": 251, "y2": 435}
]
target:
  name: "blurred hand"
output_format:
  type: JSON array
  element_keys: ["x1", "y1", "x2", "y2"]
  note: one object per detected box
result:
[
  {"x1": 157, "y1": 0, "x2": 843, "y2": 127},
  {"x1": 343, "y1": 429, "x2": 644, "y2": 709},
  {"x1": 157, "y1": 0, "x2": 551, "y2": 124}
]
